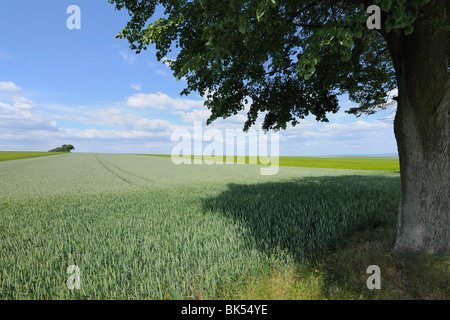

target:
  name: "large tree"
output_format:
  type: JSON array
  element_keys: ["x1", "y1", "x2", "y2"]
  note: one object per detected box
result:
[
  {"x1": 109, "y1": 0, "x2": 449, "y2": 253},
  {"x1": 49, "y1": 144, "x2": 75, "y2": 152}
]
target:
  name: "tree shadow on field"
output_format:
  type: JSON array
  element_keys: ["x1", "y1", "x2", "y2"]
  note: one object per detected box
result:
[{"x1": 202, "y1": 175, "x2": 401, "y2": 263}]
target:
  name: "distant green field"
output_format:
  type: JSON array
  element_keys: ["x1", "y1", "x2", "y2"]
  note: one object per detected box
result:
[
  {"x1": 0, "y1": 151, "x2": 68, "y2": 162},
  {"x1": 142, "y1": 154, "x2": 400, "y2": 172}
]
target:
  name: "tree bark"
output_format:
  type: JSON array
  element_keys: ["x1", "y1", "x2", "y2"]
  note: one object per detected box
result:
[
  {"x1": 383, "y1": 1, "x2": 450, "y2": 253},
  {"x1": 394, "y1": 83, "x2": 450, "y2": 253}
]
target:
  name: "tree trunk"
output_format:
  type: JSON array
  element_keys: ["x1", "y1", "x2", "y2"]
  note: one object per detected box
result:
[
  {"x1": 384, "y1": 1, "x2": 450, "y2": 253},
  {"x1": 394, "y1": 84, "x2": 450, "y2": 253}
]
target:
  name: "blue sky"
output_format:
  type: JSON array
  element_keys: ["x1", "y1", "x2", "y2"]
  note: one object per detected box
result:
[{"x1": 0, "y1": 0, "x2": 398, "y2": 156}]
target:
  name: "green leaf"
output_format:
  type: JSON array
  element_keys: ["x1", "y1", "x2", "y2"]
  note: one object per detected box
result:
[
  {"x1": 239, "y1": 15, "x2": 247, "y2": 33},
  {"x1": 380, "y1": 0, "x2": 393, "y2": 11}
]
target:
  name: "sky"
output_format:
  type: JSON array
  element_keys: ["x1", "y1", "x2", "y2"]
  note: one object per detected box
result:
[{"x1": 0, "y1": 0, "x2": 398, "y2": 156}]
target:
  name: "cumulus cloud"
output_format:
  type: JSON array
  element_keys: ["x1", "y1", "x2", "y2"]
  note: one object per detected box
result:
[
  {"x1": 59, "y1": 108, "x2": 176, "y2": 133},
  {"x1": 125, "y1": 92, "x2": 204, "y2": 110},
  {"x1": 0, "y1": 83, "x2": 55, "y2": 134},
  {"x1": 0, "y1": 82, "x2": 397, "y2": 155},
  {"x1": 0, "y1": 81, "x2": 21, "y2": 92},
  {"x1": 61, "y1": 128, "x2": 169, "y2": 140},
  {"x1": 284, "y1": 119, "x2": 390, "y2": 140},
  {"x1": 0, "y1": 102, "x2": 181, "y2": 153},
  {"x1": 0, "y1": 101, "x2": 58, "y2": 132},
  {"x1": 178, "y1": 108, "x2": 212, "y2": 123}
]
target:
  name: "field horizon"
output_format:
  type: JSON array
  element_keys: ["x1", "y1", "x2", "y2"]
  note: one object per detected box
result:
[{"x1": 0, "y1": 151, "x2": 400, "y2": 171}]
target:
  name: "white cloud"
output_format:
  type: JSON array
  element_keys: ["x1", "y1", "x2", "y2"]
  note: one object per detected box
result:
[
  {"x1": 0, "y1": 82, "x2": 397, "y2": 155},
  {"x1": 288, "y1": 120, "x2": 390, "y2": 140},
  {"x1": 277, "y1": 119, "x2": 396, "y2": 155},
  {"x1": 0, "y1": 81, "x2": 35, "y2": 109},
  {"x1": 12, "y1": 96, "x2": 36, "y2": 109},
  {"x1": 0, "y1": 81, "x2": 21, "y2": 91},
  {"x1": 0, "y1": 101, "x2": 57, "y2": 132},
  {"x1": 178, "y1": 108, "x2": 212, "y2": 123},
  {"x1": 130, "y1": 83, "x2": 142, "y2": 91},
  {"x1": 62, "y1": 107, "x2": 176, "y2": 132},
  {"x1": 61, "y1": 128, "x2": 169, "y2": 139},
  {"x1": 125, "y1": 92, "x2": 204, "y2": 110}
]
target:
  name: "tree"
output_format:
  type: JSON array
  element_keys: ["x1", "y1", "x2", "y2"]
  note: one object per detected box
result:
[
  {"x1": 49, "y1": 144, "x2": 75, "y2": 152},
  {"x1": 62, "y1": 144, "x2": 75, "y2": 152},
  {"x1": 109, "y1": 0, "x2": 449, "y2": 253}
]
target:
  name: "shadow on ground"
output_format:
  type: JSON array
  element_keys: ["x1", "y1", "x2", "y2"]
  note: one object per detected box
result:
[
  {"x1": 202, "y1": 175, "x2": 450, "y2": 299},
  {"x1": 202, "y1": 175, "x2": 401, "y2": 263}
]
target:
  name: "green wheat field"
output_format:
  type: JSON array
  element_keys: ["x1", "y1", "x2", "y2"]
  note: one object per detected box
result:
[
  {"x1": 0, "y1": 151, "x2": 69, "y2": 162},
  {"x1": 0, "y1": 153, "x2": 448, "y2": 300}
]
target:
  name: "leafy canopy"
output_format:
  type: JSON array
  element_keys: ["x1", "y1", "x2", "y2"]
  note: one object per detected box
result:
[
  {"x1": 49, "y1": 144, "x2": 75, "y2": 153},
  {"x1": 109, "y1": 0, "x2": 437, "y2": 131}
]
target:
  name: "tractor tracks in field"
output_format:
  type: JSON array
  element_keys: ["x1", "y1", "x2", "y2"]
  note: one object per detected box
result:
[{"x1": 93, "y1": 154, "x2": 155, "y2": 188}]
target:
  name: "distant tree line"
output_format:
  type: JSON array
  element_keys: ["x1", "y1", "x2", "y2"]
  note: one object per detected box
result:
[{"x1": 49, "y1": 144, "x2": 75, "y2": 152}]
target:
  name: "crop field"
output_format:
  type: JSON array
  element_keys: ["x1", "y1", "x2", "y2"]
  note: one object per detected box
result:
[
  {"x1": 142, "y1": 154, "x2": 400, "y2": 172},
  {"x1": 0, "y1": 153, "x2": 412, "y2": 299},
  {"x1": 0, "y1": 151, "x2": 67, "y2": 162}
]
